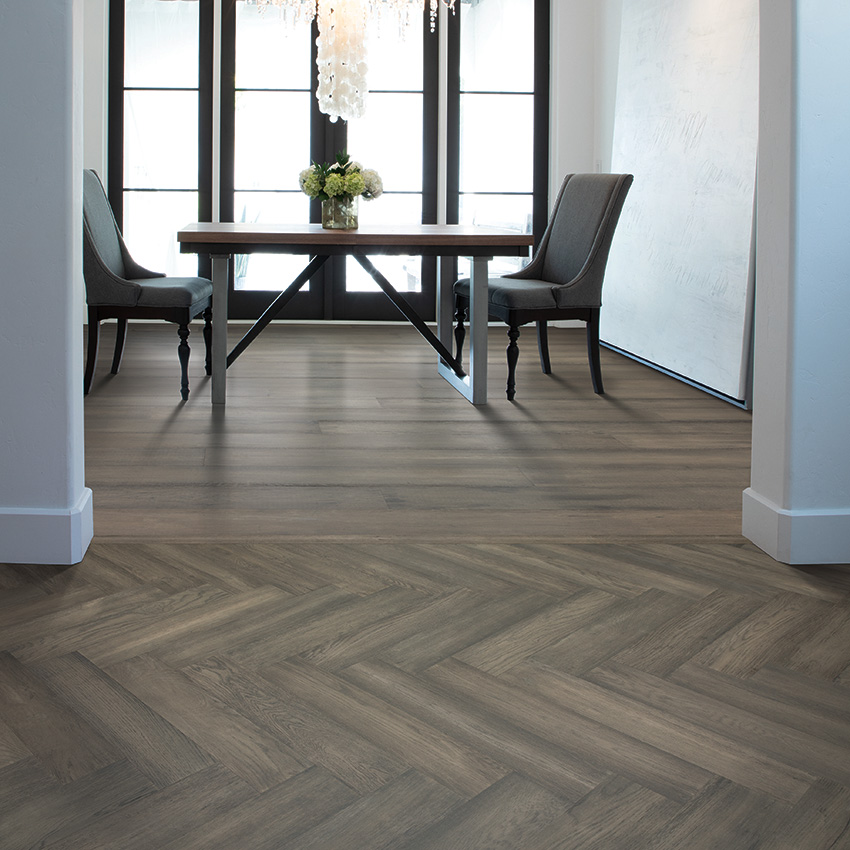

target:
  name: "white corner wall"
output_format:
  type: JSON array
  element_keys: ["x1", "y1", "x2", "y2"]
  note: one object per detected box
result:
[
  {"x1": 83, "y1": 0, "x2": 110, "y2": 176},
  {"x1": 0, "y1": 0, "x2": 93, "y2": 564},
  {"x1": 549, "y1": 0, "x2": 623, "y2": 192},
  {"x1": 743, "y1": 0, "x2": 850, "y2": 564},
  {"x1": 549, "y1": 0, "x2": 597, "y2": 195}
]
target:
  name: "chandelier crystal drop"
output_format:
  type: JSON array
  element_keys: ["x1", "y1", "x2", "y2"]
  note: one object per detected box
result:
[
  {"x1": 247, "y1": 0, "x2": 456, "y2": 121},
  {"x1": 315, "y1": 0, "x2": 369, "y2": 123}
]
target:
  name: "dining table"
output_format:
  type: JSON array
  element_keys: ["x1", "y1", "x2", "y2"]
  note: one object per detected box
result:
[{"x1": 177, "y1": 222, "x2": 534, "y2": 405}]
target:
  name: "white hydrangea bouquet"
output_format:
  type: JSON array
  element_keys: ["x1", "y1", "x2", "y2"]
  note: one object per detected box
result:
[{"x1": 299, "y1": 151, "x2": 383, "y2": 204}]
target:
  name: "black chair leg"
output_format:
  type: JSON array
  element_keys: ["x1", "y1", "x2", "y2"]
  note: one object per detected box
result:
[
  {"x1": 111, "y1": 317, "x2": 128, "y2": 375},
  {"x1": 84, "y1": 311, "x2": 100, "y2": 395},
  {"x1": 537, "y1": 321, "x2": 551, "y2": 374},
  {"x1": 587, "y1": 310, "x2": 604, "y2": 394},
  {"x1": 506, "y1": 324, "x2": 520, "y2": 401},
  {"x1": 454, "y1": 299, "x2": 467, "y2": 369},
  {"x1": 177, "y1": 323, "x2": 191, "y2": 401},
  {"x1": 203, "y1": 306, "x2": 212, "y2": 376}
]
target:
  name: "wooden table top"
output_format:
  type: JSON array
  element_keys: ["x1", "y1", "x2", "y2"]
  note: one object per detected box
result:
[{"x1": 177, "y1": 222, "x2": 534, "y2": 257}]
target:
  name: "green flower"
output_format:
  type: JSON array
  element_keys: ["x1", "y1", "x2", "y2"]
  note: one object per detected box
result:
[
  {"x1": 344, "y1": 171, "x2": 366, "y2": 196},
  {"x1": 298, "y1": 152, "x2": 382, "y2": 202},
  {"x1": 324, "y1": 173, "x2": 346, "y2": 197},
  {"x1": 301, "y1": 169, "x2": 322, "y2": 198}
]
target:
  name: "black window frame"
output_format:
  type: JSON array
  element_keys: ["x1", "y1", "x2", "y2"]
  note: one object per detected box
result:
[{"x1": 108, "y1": 0, "x2": 214, "y2": 278}]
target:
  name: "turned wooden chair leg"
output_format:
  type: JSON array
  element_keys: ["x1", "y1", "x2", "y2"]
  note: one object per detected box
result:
[
  {"x1": 506, "y1": 324, "x2": 520, "y2": 401},
  {"x1": 111, "y1": 317, "x2": 128, "y2": 375},
  {"x1": 177, "y1": 323, "x2": 191, "y2": 401},
  {"x1": 202, "y1": 306, "x2": 212, "y2": 376},
  {"x1": 454, "y1": 299, "x2": 467, "y2": 370},
  {"x1": 84, "y1": 310, "x2": 100, "y2": 395},
  {"x1": 537, "y1": 320, "x2": 551, "y2": 374},
  {"x1": 587, "y1": 310, "x2": 604, "y2": 394}
]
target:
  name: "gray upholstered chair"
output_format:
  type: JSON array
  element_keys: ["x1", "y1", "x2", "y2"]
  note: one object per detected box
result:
[
  {"x1": 454, "y1": 172, "x2": 633, "y2": 400},
  {"x1": 82, "y1": 169, "x2": 212, "y2": 401}
]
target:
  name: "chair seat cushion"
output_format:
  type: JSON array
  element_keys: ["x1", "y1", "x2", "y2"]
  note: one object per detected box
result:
[
  {"x1": 132, "y1": 276, "x2": 213, "y2": 310},
  {"x1": 454, "y1": 276, "x2": 559, "y2": 310}
]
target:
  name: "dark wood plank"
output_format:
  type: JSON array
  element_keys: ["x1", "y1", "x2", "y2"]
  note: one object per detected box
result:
[
  {"x1": 261, "y1": 658, "x2": 508, "y2": 798},
  {"x1": 454, "y1": 588, "x2": 623, "y2": 675},
  {"x1": 609, "y1": 589, "x2": 763, "y2": 677},
  {"x1": 42, "y1": 764, "x2": 252, "y2": 850},
  {"x1": 587, "y1": 661, "x2": 850, "y2": 786},
  {"x1": 530, "y1": 588, "x2": 695, "y2": 676},
  {"x1": 670, "y1": 662, "x2": 850, "y2": 749},
  {"x1": 398, "y1": 772, "x2": 568, "y2": 850},
  {"x1": 691, "y1": 592, "x2": 837, "y2": 677},
  {"x1": 0, "y1": 759, "x2": 155, "y2": 850},
  {"x1": 522, "y1": 776, "x2": 679, "y2": 850},
  {"x1": 33, "y1": 652, "x2": 217, "y2": 787},
  {"x1": 158, "y1": 766, "x2": 360, "y2": 850},
  {"x1": 105, "y1": 653, "x2": 306, "y2": 792},
  {"x1": 280, "y1": 770, "x2": 464, "y2": 850},
  {"x1": 342, "y1": 659, "x2": 608, "y2": 802},
  {"x1": 503, "y1": 660, "x2": 815, "y2": 803},
  {"x1": 756, "y1": 779, "x2": 850, "y2": 850},
  {"x1": 182, "y1": 655, "x2": 407, "y2": 793},
  {"x1": 632, "y1": 778, "x2": 784, "y2": 850},
  {"x1": 222, "y1": 585, "x2": 428, "y2": 668},
  {"x1": 422, "y1": 658, "x2": 713, "y2": 802},
  {"x1": 377, "y1": 589, "x2": 555, "y2": 672},
  {"x1": 0, "y1": 651, "x2": 117, "y2": 783}
]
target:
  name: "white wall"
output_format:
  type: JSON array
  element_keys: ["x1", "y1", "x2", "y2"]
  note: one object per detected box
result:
[
  {"x1": 0, "y1": 0, "x2": 93, "y2": 564},
  {"x1": 548, "y1": 0, "x2": 623, "y2": 192},
  {"x1": 742, "y1": 0, "x2": 850, "y2": 564},
  {"x1": 549, "y1": 0, "x2": 596, "y2": 195},
  {"x1": 84, "y1": 0, "x2": 110, "y2": 176}
]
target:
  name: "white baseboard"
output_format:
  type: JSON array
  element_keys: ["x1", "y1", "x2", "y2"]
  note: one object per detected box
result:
[
  {"x1": 742, "y1": 488, "x2": 850, "y2": 565},
  {"x1": 0, "y1": 488, "x2": 93, "y2": 565}
]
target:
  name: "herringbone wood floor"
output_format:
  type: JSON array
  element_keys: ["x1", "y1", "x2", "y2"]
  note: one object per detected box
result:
[{"x1": 2, "y1": 323, "x2": 849, "y2": 849}]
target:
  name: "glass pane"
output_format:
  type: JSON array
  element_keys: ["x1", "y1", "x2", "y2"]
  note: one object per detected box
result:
[
  {"x1": 235, "y1": 4, "x2": 311, "y2": 90},
  {"x1": 235, "y1": 92, "x2": 311, "y2": 191},
  {"x1": 460, "y1": 0, "x2": 534, "y2": 93},
  {"x1": 234, "y1": 190, "x2": 309, "y2": 225},
  {"x1": 346, "y1": 193, "x2": 423, "y2": 293},
  {"x1": 125, "y1": 0, "x2": 199, "y2": 88},
  {"x1": 347, "y1": 93, "x2": 423, "y2": 193},
  {"x1": 459, "y1": 93, "x2": 533, "y2": 193},
  {"x1": 123, "y1": 191, "x2": 200, "y2": 277},
  {"x1": 459, "y1": 192, "x2": 533, "y2": 232},
  {"x1": 346, "y1": 255, "x2": 422, "y2": 294},
  {"x1": 234, "y1": 253, "x2": 317, "y2": 293},
  {"x1": 124, "y1": 91, "x2": 198, "y2": 189},
  {"x1": 457, "y1": 192, "x2": 533, "y2": 279},
  {"x1": 358, "y1": 191, "x2": 421, "y2": 225},
  {"x1": 366, "y1": 14, "x2": 423, "y2": 91},
  {"x1": 233, "y1": 191, "x2": 312, "y2": 291}
]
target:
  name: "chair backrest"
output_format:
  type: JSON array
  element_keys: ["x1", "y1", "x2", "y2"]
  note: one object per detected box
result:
[
  {"x1": 526, "y1": 173, "x2": 633, "y2": 306},
  {"x1": 83, "y1": 169, "x2": 157, "y2": 307},
  {"x1": 83, "y1": 169, "x2": 126, "y2": 278}
]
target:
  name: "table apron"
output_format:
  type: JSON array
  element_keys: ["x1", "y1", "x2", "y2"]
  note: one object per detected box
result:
[{"x1": 180, "y1": 243, "x2": 529, "y2": 258}]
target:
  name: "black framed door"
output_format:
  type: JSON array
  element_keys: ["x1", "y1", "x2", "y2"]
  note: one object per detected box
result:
[{"x1": 109, "y1": 0, "x2": 549, "y2": 323}]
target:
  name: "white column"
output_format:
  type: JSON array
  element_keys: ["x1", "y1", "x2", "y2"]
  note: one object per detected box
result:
[
  {"x1": 743, "y1": 0, "x2": 850, "y2": 564},
  {"x1": 0, "y1": 0, "x2": 93, "y2": 564}
]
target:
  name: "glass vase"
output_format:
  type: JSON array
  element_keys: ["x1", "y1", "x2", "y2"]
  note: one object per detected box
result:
[{"x1": 321, "y1": 195, "x2": 359, "y2": 230}]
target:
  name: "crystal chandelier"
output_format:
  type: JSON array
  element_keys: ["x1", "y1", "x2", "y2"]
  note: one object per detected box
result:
[{"x1": 249, "y1": 0, "x2": 456, "y2": 123}]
